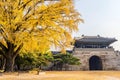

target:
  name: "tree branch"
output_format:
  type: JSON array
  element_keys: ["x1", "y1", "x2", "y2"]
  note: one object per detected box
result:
[
  {"x1": 0, "y1": 50, "x2": 7, "y2": 58},
  {"x1": 18, "y1": 0, "x2": 32, "y2": 10},
  {"x1": 13, "y1": 43, "x2": 23, "y2": 57},
  {"x1": 23, "y1": 0, "x2": 43, "y2": 21},
  {"x1": 0, "y1": 42, "x2": 7, "y2": 52}
]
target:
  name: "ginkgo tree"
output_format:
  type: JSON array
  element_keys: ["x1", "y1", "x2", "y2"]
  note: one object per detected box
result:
[{"x1": 0, "y1": 0, "x2": 83, "y2": 72}]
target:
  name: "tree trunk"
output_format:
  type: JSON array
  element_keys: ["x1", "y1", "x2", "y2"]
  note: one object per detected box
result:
[
  {"x1": 5, "y1": 56, "x2": 15, "y2": 72},
  {"x1": 1, "y1": 58, "x2": 6, "y2": 70},
  {"x1": 16, "y1": 64, "x2": 20, "y2": 71},
  {"x1": 0, "y1": 42, "x2": 23, "y2": 72}
]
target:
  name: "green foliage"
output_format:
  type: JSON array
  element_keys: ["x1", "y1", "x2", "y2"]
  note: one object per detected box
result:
[
  {"x1": 53, "y1": 52, "x2": 80, "y2": 65},
  {"x1": 34, "y1": 52, "x2": 54, "y2": 67},
  {"x1": 15, "y1": 52, "x2": 80, "y2": 71},
  {"x1": 15, "y1": 53, "x2": 36, "y2": 70},
  {"x1": 15, "y1": 52, "x2": 53, "y2": 70}
]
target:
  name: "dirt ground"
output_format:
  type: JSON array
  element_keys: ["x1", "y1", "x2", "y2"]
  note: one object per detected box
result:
[{"x1": 0, "y1": 71, "x2": 120, "y2": 80}]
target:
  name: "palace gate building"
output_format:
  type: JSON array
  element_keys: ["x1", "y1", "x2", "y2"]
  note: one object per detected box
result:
[{"x1": 68, "y1": 35, "x2": 120, "y2": 70}]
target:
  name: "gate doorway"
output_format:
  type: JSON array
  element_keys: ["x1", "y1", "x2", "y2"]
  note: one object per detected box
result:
[{"x1": 89, "y1": 56, "x2": 103, "y2": 70}]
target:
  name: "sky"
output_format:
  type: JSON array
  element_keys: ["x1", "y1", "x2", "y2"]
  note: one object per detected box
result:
[{"x1": 74, "y1": 0, "x2": 120, "y2": 50}]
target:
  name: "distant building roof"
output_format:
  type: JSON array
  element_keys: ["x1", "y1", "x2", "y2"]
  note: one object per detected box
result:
[
  {"x1": 74, "y1": 35, "x2": 117, "y2": 48},
  {"x1": 51, "y1": 50, "x2": 73, "y2": 54},
  {"x1": 75, "y1": 35, "x2": 117, "y2": 45}
]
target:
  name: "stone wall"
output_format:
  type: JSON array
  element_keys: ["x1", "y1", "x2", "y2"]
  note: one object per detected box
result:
[{"x1": 68, "y1": 48, "x2": 120, "y2": 70}]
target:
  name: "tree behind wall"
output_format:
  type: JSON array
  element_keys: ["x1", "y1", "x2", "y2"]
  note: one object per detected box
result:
[
  {"x1": 0, "y1": 0, "x2": 83, "y2": 72},
  {"x1": 15, "y1": 52, "x2": 53, "y2": 71},
  {"x1": 52, "y1": 53, "x2": 80, "y2": 70}
]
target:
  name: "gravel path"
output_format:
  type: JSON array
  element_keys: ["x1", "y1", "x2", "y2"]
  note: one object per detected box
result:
[
  {"x1": 0, "y1": 71, "x2": 120, "y2": 80},
  {"x1": 104, "y1": 76, "x2": 120, "y2": 80}
]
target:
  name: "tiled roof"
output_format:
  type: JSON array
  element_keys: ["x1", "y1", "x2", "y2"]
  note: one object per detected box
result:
[
  {"x1": 75, "y1": 36, "x2": 117, "y2": 44},
  {"x1": 51, "y1": 50, "x2": 73, "y2": 54}
]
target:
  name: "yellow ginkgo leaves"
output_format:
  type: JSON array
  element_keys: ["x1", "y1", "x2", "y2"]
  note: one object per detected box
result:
[{"x1": 0, "y1": 0, "x2": 83, "y2": 72}]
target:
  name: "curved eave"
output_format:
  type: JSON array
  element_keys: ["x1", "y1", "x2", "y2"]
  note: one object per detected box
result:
[{"x1": 75, "y1": 38, "x2": 117, "y2": 45}]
